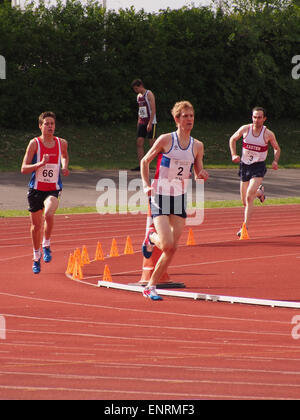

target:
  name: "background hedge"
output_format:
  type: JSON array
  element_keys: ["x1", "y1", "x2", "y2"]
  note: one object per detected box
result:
[{"x1": 0, "y1": 0, "x2": 299, "y2": 128}]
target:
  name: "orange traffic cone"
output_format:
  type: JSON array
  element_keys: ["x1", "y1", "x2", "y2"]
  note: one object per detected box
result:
[
  {"x1": 66, "y1": 253, "x2": 75, "y2": 275},
  {"x1": 95, "y1": 241, "x2": 104, "y2": 261},
  {"x1": 186, "y1": 228, "x2": 196, "y2": 245},
  {"x1": 124, "y1": 236, "x2": 134, "y2": 255},
  {"x1": 74, "y1": 248, "x2": 83, "y2": 266},
  {"x1": 103, "y1": 264, "x2": 112, "y2": 282},
  {"x1": 110, "y1": 238, "x2": 119, "y2": 257},
  {"x1": 72, "y1": 258, "x2": 83, "y2": 280},
  {"x1": 240, "y1": 223, "x2": 250, "y2": 240},
  {"x1": 81, "y1": 245, "x2": 90, "y2": 265}
]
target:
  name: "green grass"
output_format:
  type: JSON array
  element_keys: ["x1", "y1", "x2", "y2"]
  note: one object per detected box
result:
[
  {"x1": 1, "y1": 197, "x2": 300, "y2": 218},
  {"x1": 1, "y1": 118, "x2": 300, "y2": 171}
]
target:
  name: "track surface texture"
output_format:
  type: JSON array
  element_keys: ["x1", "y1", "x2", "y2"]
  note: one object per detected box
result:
[{"x1": 1, "y1": 203, "x2": 300, "y2": 400}]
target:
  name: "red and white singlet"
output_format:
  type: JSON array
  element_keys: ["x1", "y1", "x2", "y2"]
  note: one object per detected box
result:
[
  {"x1": 29, "y1": 137, "x2": 63, "y2": 191},
  {"x1": 241, "y1": 124, "x2": 268, "y2": 165}
]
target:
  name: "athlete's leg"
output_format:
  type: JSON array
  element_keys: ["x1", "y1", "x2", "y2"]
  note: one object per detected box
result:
[
  {"x1": 30, "y1": 209, "x2": 44, "y2": 255},
  {"x1": 148, "y1": 215, "x2": 185, "y2": 287},
  {"x1": 244, "y1": 177, "x2": 263, "y2": 227},
  {"x1": 137, "y1": 136, "x2": 145, "y2": 163},
  {"x1": 240, "y1": 180, "x2": 249, "y2": 207},
  {"x1": 148, "y1": 124, "x2": 156, "y2": 148},
  {"x1": 43, "y1": 195, "x2": 59, "y2": 242}
]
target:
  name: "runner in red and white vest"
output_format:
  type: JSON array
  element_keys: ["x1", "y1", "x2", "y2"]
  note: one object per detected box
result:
[
  {"x1": 229, "y1": 106, "x2": 281, "y2": 237},
  {"x1": 29, "y1": 136, "x2": 63, "y2": 191},
  {"x1": 131, "y1": 79, "x2": 157, "y2": 170},
  {"x1": 21, "y1": 111, "x2": 69, "y2": 274}
]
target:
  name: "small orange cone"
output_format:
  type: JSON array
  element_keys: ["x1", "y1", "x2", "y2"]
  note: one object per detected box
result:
[
  {"x1": 103, "y1": 264, "x2": 112, "y2": 282},
  {"x1": 240, "y1": 223, "x2": 250, "y2": 240},
  {"x1": 81, "y1": 245, "x2": 90, "y2": 265},
  {"x1": 110, "y1": 238, "x2": 119, "y2": 257},
  {"x1": 66, "y1": 253, "x2": 75, "y2": 275},
  {"x1": 186, "y1": 228, "x2": 196, "y2": 245},
  {"x1": 95, "y1": 241, "x2": 104, "y2": 261},
  {"x1": 74, "y1": 248, "x2": 83, "y2": 266},
  {"x1": 124, "y1": 236, "x2": 134, "y2": 255},
  {"x1": 72, "y1": 258, "x2": 83, "y2": 280}
]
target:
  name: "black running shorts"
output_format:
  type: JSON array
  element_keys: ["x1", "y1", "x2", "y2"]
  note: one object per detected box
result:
[
  {"x1": 238, "y1": 161, "x2": 267, "y2": 182},
  {"x1": 27, "y1": 188, "x2": 60, "y2": 213},
  {"x1": 137, "y1": 123, "x2": 157, "y2": 139},
  {"x1": 150, "y1": 194, "x2": 187, "y2": 219}
]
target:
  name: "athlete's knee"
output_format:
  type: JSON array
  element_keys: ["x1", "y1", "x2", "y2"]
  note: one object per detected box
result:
[
  {"x1": 161, "y1": 239, "x2": 177, "y2": 255},
  {"x1": 31, "y1": 220, "x2": 42, "y2": 234},
  {"x1": 44, "y1": 197, "x2": 58, "y2": 219},
  {"x1": 44, "y1": 210, "x2": 55, "y2": 222},
  {"x1": 137, "y1": 137, "x2": 144, "y2": 147},
  {"x1": 246, "y1": 191, "x2": 256, "y2": 205}
]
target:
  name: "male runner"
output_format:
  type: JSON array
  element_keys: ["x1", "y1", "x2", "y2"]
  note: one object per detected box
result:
[
  {"x1": 131, "y1": 79, "x2": 157, "y2": 170},
  {"x1": 21, "y1": 111, "x2": 69, "y2": 274},
  {"x1": 140, "y1": 101, "x2": 208, "y2": 300},
  {"x1": 229, "y1": 106, "x2": 280, "y2": 236}
]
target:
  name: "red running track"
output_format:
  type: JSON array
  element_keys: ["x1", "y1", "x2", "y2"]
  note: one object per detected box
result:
[{"x1": 1, "y1": 204, "x2": 300, "y2": 400}]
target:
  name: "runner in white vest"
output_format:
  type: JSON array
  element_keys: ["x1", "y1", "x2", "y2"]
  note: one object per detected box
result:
[
  {"x1": 229, "y1": 107, "x2": 281, "y2": 236},
  {"x1": 140, "y1": 101, "x2": 209, "y2": 301}
]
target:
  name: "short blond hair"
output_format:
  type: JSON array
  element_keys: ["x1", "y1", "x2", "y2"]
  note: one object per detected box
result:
[{"x1": 171, "y1": 101, "x2": 194, "y2": 120}]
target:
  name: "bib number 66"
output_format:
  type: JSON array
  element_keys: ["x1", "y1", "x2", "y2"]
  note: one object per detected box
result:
[{"x1": 43, "y1": 169, "x2": 54, "y2": 178}]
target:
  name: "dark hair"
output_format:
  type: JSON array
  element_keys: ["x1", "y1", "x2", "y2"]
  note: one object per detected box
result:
[
  {"x1": 252, "y1": 106, "x2": 266, "y2": 117},
  {"x1": 131, "y1": 79, "x2": 144, "y2": 88},
  {"x1": 39, "y1": 111, "x2": 56, "y2": 125}
]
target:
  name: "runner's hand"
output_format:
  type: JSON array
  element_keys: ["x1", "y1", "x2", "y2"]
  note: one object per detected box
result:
[
  {"x1": 195, "y1": 169, "x2": 209, "y2": 181},
  {"x1": 143, "y1": 185, "x2": 154, "y2": 195},
  {"x1": 232, "y1": 155, "x2": 240, "y2": 164}
]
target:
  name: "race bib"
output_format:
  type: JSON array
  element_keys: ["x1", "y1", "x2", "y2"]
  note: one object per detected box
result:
[
  {"x1": 242, "y1": 149, "x2": 261, "y2": 165},
  {"x1": 168, "y1": 159, "x2": 191, "y2": 182},
  {"x1": 138, "y1": 106, "x2": 148, "y2": 119},
  {"x1": 37, "y1": 163, "x2": 59, "y2": 184}
]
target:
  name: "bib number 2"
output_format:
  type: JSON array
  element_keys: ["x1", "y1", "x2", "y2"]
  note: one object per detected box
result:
[{"x1": 169, "y1": 160, "x2": 191, "y2": 182}]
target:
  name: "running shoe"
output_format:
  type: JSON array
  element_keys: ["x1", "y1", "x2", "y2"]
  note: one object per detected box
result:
[
  {"x1": 32, "y1": 259, "x2": 41, "y2": 274},
  {"x1": 142, "y1": 228, "x2": 155, "y2": 259},
  {"x1": 143, "y1": 286, "x2": 163, "y2": 301},
  {"x1": 43, "y1": 246, "x2": 52, "y2": 263},
  {"x1": 257, "y1": 185, "x2": 266, "y2": 203}
]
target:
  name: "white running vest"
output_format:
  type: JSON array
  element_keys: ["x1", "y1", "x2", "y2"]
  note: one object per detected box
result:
[
  {"x1": 241, "y1": 124, "x2": 268, "y2": 165},
  {"x1": 153, "y1": 132, "x2": 194, "y2": 196}
]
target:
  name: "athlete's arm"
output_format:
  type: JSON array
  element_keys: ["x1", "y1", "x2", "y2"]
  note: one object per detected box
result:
[
  {"x1": 60, "y1": 139, "x2": 70, "y2": 176},
  {"x1": 146, "y1": 90, "x2": 156, "y2": 132},
  {"x1": 266, "y1": 129, "x2": 281, "y2": 170},
  {"x1": 21, "y1": 139, "x2": 49, "y2": 174},
  {"x1": 193, "y1": 140, "x2": 209, "y2": 181},
  {"x1": 140, "y1": 133, "x2": 171, "y2": 193},
  {"x1": 229, "y1": 125, "x2": 248, "y2": 163}
]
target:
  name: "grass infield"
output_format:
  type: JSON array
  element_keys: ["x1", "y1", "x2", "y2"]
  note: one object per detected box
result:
[
  {"x1": 1, "y1": 197, "x2": 300, "y2": 218},
  {"x1": 1, "y1": 118, "x2": 300, "y2": 172}
]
